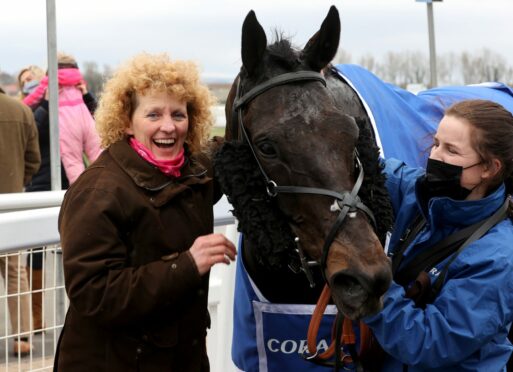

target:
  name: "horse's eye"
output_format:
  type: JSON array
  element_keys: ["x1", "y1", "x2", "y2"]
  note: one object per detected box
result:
[{"x1": 257, "y1": 141, "x2": 277, "y2": 157}]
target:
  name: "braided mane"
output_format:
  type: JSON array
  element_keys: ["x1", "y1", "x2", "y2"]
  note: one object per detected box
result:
[
  {"x1": 215, "y1": 140, "x2": 296, "y2": 269},
  {"x1": 353, "y1": 117, "x2": 394, "y2": 243}
]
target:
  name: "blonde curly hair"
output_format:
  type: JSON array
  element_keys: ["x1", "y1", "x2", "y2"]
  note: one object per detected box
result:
[{"x1": 95, "y1": 53, "x2": 215, "y2": 154}]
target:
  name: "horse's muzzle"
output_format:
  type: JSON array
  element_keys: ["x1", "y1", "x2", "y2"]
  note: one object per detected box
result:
[{"x1": 328, "y1": 261, "x2": 392, "y2": 319}]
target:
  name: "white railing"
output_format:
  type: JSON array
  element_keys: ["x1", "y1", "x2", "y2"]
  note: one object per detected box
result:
[
  {"x1": 0, "y1": 191, "x2": 66, "y2": 213},
  {"x1": 0, "y1": 191, "x2": 239, "y2": 371}
]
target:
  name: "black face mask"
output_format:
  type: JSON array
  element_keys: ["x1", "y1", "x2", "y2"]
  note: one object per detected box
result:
[{"x1": 418, "y1": 158, "x2": 480, "y2": 203}]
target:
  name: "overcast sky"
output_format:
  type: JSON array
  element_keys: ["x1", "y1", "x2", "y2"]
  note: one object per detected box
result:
[{"x1": 1, "y1": 0, "x2": 512, "y2": 82}]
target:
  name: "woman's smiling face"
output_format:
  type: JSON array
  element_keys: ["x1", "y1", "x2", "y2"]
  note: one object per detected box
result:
[{"x1": 127, "y1": 91, "x2": 189, "y2": 160}]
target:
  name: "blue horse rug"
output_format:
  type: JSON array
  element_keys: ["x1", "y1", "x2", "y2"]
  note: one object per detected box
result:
[{"x1": 334, "y1": 64, "x2": 513, "y2": 168}]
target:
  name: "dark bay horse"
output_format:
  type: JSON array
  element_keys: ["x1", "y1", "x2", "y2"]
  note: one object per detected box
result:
[
  {"x1": 213, "y1": 5, "x2": 513, "y2": 371},
  {"x1": 215, "y1": 6, "x2": 393, "y2": 321}
]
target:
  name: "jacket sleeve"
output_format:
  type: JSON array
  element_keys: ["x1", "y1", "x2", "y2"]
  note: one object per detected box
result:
[
  {"x1": 23, "y1": 108, "x2": 41, "y2": 185},
  {"x1": 59, "y1": 186, "x2": 203, "y2": 327},
  {"x1": 33, "y1": 100, "x2": 49, "y2": 132},
  {"x1": 59, "y1": 131, "x2": 85, "y2": 185},
  {"x1": 82, "y1": 115, "x2": 102, "y2": 164},
  {"x1": 363, "y1": 230, "x2": 513, "y2": 368},
  {"x1": 82, "y1": 92, "x2": 97, "y2": 115}
]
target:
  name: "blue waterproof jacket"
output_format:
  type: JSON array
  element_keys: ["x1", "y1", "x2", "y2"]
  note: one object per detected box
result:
[{"x1": 364, "y1": 158, "x2": 513, "y2": 371}]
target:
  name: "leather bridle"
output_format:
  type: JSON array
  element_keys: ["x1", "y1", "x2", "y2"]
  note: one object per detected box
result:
[{"x1": 230, "y1": 70, "x2": 377, "y2": 287}]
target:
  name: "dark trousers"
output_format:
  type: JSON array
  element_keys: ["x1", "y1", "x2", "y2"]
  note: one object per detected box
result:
[{"x1": 27, "y1": 250, "x2": 44, "y2": 269}]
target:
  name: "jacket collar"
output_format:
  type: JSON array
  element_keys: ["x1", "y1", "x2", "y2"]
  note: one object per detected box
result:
[
  {"x1": 109, "y1": 139, "x2": 210, "y2": 192},
  {"x1": 416, "y1": 180, "x2": 506, "y2": 228}
]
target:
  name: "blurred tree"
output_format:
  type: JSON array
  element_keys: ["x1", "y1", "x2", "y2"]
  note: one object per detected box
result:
[
  {"x1": 461, "y1": 49, "x2": 509, "y2": 84},
  {"x1": 102, "y1": 64, "x2": 113, "y2": 82},
  {"x1": 380, "y1": 51, "x2": 429, "y2": 87},
  {"x1": 0, "y1": 71, "x2": 15, "y2": 86},
  {"x1": 82, "y1": 61, "x2": 110, "y2": 97},
  {"x1": 407, "y1": 51, "x2": 429, "y2": 86},
  {"x1": 505, "y1": 67, "x2": 513, "y2": 86},
  {"x1": 378, "y1": 52, "x2": 404, "y2": 86},
  {"x1": 358, "y1": 54, "x2": 377, "y2": 73},
  {"x1": 437, "y1": 52, "x2": 460, "y2": 85}
]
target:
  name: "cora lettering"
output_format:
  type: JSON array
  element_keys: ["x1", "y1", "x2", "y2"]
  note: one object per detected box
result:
[{"x1": 267, "y1": 338, "x2": 329, "y2": 354}]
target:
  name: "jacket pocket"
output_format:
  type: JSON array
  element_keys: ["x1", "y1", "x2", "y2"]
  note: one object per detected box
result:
[{"x1": 141, "y1": 321, "x2": 178, "y2": 348}]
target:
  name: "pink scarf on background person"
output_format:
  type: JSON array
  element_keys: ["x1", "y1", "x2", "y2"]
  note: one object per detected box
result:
[
  {"x1": 129, "y1": 137, "x2": 185, "y2": 178},
  {"x1": 23, "y1": 68, "x2": 83, "y2": 108}
]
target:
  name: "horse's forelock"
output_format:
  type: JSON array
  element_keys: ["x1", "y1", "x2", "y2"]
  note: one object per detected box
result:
[{"x1": 267, "y1": 34, "x2": 301, "y2": 71}]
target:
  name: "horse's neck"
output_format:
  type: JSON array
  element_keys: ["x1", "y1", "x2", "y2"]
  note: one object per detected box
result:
[{"x1": 242, "y1": 238, "x2": 324, "y2": 304}]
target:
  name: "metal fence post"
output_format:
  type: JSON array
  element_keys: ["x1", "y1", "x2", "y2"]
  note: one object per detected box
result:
[{"x1": 46, "y1": 0, "x2": 62, "y2": 191}]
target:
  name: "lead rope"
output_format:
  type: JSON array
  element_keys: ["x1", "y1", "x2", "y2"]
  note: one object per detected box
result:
[
  {"x1": 303, "y1": 284, "x2": 367, "y2": 371},
  {"x1": 305, "y1": 285, "x2": 338, "y2": 361}
]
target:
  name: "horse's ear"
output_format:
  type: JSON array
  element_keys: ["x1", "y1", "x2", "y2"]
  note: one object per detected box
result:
[
  {"x1": 302, "y1": 6, "x2": 340, "y2": 71},
  {"x1": 241, "y1": 10, "x2": 267, "y2": 76}
]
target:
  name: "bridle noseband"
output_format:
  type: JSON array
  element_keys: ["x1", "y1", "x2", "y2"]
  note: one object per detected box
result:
[{"x1": 231, "y1": 70, "x2": 376, "y2": 287}]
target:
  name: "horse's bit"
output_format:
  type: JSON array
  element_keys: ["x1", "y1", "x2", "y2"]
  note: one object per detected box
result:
[{"x1": 231, "y1": 70, "x2": 377, "y2": 287}]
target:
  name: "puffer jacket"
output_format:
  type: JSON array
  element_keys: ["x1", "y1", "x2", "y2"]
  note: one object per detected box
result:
[
  {"x1": 26, "y1": 92, "x2": 97, "y2": 191},
  {"x1": 55, "y1": 139, "x2": 218, "y2": 371},
  {"x1": 22, "y1": 68, "x2": 102, "y2": 185},
  {"x1": 364, "y1": 158, "x2": 513, "y2": 371},
  {"x1": 58, "y1": 85, "x2": 101, "y2": 184}
]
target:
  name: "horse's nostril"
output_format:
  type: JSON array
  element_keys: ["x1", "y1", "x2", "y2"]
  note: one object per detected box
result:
[
  {"x1": 330, "y1": 266, "x2": 392, "y2": 301},
  {"x1": 331, "y1": 273, "x2": 366, "y2": 299}
]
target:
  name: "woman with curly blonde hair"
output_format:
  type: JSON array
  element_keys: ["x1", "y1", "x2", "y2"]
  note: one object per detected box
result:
[
  {"x1": 55, "y1": 53, "x2": 236, "y2": 371},
  {"x1": 95, "y1": 52, "x2": 214, "y2": 155}
]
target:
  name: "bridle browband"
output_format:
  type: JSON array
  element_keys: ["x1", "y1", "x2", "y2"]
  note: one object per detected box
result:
[{"x1": 231, "y1": 70, "x2": 376, "y2": 287}]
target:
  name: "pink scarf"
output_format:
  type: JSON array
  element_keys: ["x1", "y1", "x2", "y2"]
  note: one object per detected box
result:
[
  {"x1": 23, "y1": 68, "x2": 83, "y2": 108},
  {"x1": 129, "y1": 137, "x2": 185, "y2": 178}
]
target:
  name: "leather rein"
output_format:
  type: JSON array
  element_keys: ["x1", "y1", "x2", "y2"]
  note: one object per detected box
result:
[{"x1": 231, "y1": 70, "x2": 375, "y2": 370}]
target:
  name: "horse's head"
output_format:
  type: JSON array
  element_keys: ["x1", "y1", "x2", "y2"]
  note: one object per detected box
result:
[{"x1": 216, "y1": 6, "x2": 393, "y2": 319}]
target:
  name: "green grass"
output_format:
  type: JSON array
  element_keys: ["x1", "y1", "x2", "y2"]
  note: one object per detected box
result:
[{"x1": 211, "y1": 126, "x2": 226, "y2": 137}]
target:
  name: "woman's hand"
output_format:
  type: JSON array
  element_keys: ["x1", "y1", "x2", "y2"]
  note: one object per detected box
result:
[
  {"x1": 76, "y1": 80, "x2": 88, "y2": 95},
  {"x1": 189, "y1": 233, "x2": 237, "y2": 275}
]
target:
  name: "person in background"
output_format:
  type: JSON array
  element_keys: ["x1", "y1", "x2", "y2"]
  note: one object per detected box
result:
[
  {"x1": 22, "y1": 53, "x2": 101, "y2": 185},
  {"x1": 18, "y1": 58, "x2": 100, "y2": 333},
  {"x1": 0, "y1": 86, "x2": 41, "y2": 356},
  {"x1": 54, "y1": 53, "x2": 236, "y2": 371},
  {"x1": 18, "y1": 60, "x2": 99, "y2": 190},
  {"x1": 17, "y1": 65, "x2": 45, "y2": 100},
  {"x1": 364, "y1": 99, "x2": 513, "y2": 371}
]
